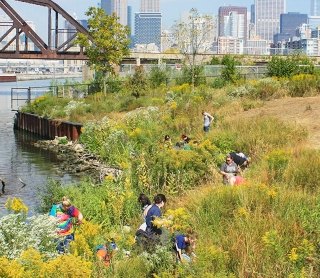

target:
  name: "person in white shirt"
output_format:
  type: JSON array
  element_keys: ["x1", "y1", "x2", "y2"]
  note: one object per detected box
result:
[{"x1": 202, "y1": 111, "x2": 214, "y2": 132}]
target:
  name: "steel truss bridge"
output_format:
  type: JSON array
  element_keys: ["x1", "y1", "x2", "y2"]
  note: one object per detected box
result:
[{"x1": 0, "y1": 0, "x2": 91, "y2": 60}]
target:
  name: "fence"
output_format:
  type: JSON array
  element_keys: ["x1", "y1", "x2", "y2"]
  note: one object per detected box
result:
[{"x1": 11, "y1": 83, "x2": 98, "y2": 111}]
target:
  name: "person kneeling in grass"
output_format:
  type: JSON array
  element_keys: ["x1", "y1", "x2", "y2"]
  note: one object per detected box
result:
[{"x1": 174, "y1": 232, "x2": 196, "y2": 263}]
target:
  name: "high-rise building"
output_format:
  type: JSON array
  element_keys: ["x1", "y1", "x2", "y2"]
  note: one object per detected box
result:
[
  {"x1": 311, "y1": 0, "x2": 320, "y2": 16},
  {"x1": 255, "y1": 0, "x2": 286, "y2": 42},
  {"x1": 308, "y1": 16, "x2": 320, "y2": 29},
  {"x1": 251, "y1": 4, "x2": 255, "y2": 24},
  {"x1": 127, "y1": 5, "x2": 132, "y2": 33},
  {"x1": 140, "y1": 0, "x2": 159, "y2": 12},
  {"x1": 101, "y1": 0, "x2": 128, "y2": 26},
  {"x1": 280, "y1": 12, "x2": 308, "y2": 36},
  {"x1": 134, "y1": 12, "x2": 162, "y2": 50},
  {"x1": 218, "y1": 6, "x2": 247, "y2": 40}
]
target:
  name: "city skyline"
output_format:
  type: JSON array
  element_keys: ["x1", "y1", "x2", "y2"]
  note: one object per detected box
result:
[{"x1": 2, "y1": 0, "x2": 311, "y2": 39}]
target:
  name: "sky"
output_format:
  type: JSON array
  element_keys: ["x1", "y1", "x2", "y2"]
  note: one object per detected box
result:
[{"x1": 3, "y1": 0, "x2": 311, "y2": 39}]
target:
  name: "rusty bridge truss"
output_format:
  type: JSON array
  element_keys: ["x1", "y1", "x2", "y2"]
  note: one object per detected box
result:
[{"x1": 0, "y1": 0, "x2": 91, "y2": 60}]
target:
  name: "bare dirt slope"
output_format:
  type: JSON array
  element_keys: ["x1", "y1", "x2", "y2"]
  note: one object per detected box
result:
[{"x1": 241, "y1": 96, "x2": 320, "y2": 149}]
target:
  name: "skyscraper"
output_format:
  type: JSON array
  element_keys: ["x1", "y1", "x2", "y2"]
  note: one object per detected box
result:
[
  {"x1": 140, "y1": 0, "x2": 159, "y2": 12},
  {"x1": 311, "y1": 0, "x2": 320, "y2": 16},
  {"x1": 255, "y1": 0, "x2": 286, "y2": 42},
  {"x1": 101, "y1": 0, "x2": 128, "y2": 26},
  {"x1": 218, "y1": 6, "x2": 247, "y2": 40},
  {"x1": 134, "y1": 12, "x2": 162, "y2": 49},
  {"x1": 134, "y1": 0, "x2": 162, "y2": 50},
  {"x1": 280, "y1": 13, "x2": 308, "y2": 36}
]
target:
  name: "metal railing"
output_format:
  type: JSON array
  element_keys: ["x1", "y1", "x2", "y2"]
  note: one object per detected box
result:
[{"x1": 11, "y1": 83, "x2": 96, "y2": 111}]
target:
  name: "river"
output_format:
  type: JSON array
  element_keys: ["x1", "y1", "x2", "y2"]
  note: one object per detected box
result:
[{"x1": 0, "y1": 78, "x2": 81, "y2": 215}]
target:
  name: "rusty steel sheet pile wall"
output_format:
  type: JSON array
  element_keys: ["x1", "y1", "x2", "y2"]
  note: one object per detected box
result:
[{"x1": 14, "y1": 112, "x2": 82, "y2": 141}]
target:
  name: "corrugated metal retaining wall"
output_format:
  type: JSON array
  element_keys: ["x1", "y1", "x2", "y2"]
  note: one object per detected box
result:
[{"x1": 14, "y1": 112, "x2": 82, "y2": 141}]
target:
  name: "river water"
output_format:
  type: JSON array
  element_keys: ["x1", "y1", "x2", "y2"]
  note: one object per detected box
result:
[{"x1": 0, "y1": 79, "x2": 81, "y2": 215}]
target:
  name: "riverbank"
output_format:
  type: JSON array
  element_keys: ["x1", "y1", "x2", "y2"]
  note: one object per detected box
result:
[{"x1": 33, "y1": 137, "x2": 121, "y2": 182}]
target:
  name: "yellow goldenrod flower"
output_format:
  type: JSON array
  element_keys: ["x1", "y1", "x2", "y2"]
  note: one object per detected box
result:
[
  {"x1": 288, "y1": 247, "x2": 299, "y2": 262},
  {"x1": 5, "y1": 197, "x2": 28, "y2": 214}
]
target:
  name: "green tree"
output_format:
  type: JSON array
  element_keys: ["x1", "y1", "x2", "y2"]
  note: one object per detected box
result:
[
  {"x1": 220, "y1": 55, "x2": 240, "y2": 83},
  {"x1": 127, "y1": 66, "x2": 148, "y2": 98},
  {"x1": 76, "y1": 7, "x2": 130, "y2": 81}
]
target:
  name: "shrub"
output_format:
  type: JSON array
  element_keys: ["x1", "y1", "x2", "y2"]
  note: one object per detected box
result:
[
  {"x1": 105, "y1": 75, "x2": 123, "y2": 93},
  {"x1": 149, "y1": 66, "x2": 170, "y2": 88},
  {"x1": 267, "y1": 55, "x2": 314, "y2": 78},
  {"x1": 0, "y1": 212, "x2": 57, "y2": 259},
  {"x1": 21, "y1": 94, "x2": 70, "y2": 119},
  {"x1": 288, "y1": 74, "x2": 317, "y2": 97},
  {"x1": 267, "y1": 56, "x2": 298, "y2": 78},
  {"x1": 211, "y1": 77, "x2": 226, "y2": 89},
  {"x1": 220, "y1": 55, "x2": 241, "y2": 83},
  {"x1": 126, "y1": 66, "x2": 149, "y2": 98},
  {"x1": 140, "y1": 245, "x2": 175, "y2": 276},
  {"x1": 175, "y1": 65, "x2": 206, "y2": 86},
  {"x1": 252, "y1": 78, "x2": 282, "y2": 100}
]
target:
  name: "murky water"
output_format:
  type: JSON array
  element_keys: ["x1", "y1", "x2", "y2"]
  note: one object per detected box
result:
[{"x1": 0, "y1": 79, "x2": 81, "y2": 215}]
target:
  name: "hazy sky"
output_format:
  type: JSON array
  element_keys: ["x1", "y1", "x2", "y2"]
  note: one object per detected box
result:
[{"x1": 4, "y1": 0, "x2": 311, "y2": 38}]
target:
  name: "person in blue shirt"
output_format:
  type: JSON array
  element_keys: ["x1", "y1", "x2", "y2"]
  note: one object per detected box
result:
[
  {"x1": 174, "y1": 232, "x2": 196, "y2": 263},
  {"x1": 145, "y1": 193, "x2": 166, "y2": 235}
]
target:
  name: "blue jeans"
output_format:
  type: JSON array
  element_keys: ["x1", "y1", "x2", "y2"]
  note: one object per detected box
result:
[
  {"x1": 203, "y1": 125, "x2": 210, "y2": 132},
  {"x1": 56, "y1": 234, "x2": 74, "y2": 253}
]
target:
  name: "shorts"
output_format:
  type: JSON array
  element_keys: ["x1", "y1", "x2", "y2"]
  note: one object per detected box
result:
[{"x1": 203, "y1": 125, "x2": 210, "y2": 132}]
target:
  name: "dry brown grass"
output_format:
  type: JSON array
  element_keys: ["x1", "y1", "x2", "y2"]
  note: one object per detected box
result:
[{"x1": 241, "y1": 96, "x2": 320, "y2": 149}]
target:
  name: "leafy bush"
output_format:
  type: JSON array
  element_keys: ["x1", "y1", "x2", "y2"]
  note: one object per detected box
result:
[
  {"x1": 0, "y1": 249, "x2": 92, "y2": 277},
  {"x1": 140, "y1": 245, "x2": 175, "y2": 275},
  {"x1": 148, "y1": 66, "x2": 170, "y2": 88},
  {"x1": 220, "y1": 55, "x2": 241, "y2": 83},
  {"x1": 251, "y1": 78, "x2": 282, "y2": 100},
  {"x1": 211, "y1": 77, "x2": 226, "y2": 89},
  {"x1": 267, "y1": 55, "x2": 314, "y2": 78},
  {"x1": 105, "y1": 75, "x2": 124, "y2": 93},
  {"x1": 175, "y1": 65, "x2": 206, "y2": 86},
  {"x1": 126, "y1": 66, "x2": 149, "y2": 98},
  {"x1": 228, "y1": 78, "x2": 282, "y2": 100},
  {"x1": 21, "y1": 94, "x2": 70, "y2": 119}
]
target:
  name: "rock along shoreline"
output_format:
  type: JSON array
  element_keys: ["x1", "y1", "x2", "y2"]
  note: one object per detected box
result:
[{"x1": 33, "y1": 136, "x2": 121, "y2": 182}]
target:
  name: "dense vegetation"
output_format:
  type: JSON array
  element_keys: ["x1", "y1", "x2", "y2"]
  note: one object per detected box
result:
[{"x1": 3, "y1": 55, "x2": 320, "y2": 277}]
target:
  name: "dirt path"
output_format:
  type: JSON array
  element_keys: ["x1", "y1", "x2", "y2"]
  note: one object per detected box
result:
[{"x1": 241, "y1": 96, "x2": 320, "y2": 149}]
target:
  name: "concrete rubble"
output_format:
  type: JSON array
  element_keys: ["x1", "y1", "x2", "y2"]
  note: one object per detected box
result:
[{"x1": 33, "y1": 136, "x2": 121, "y2": 182}]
